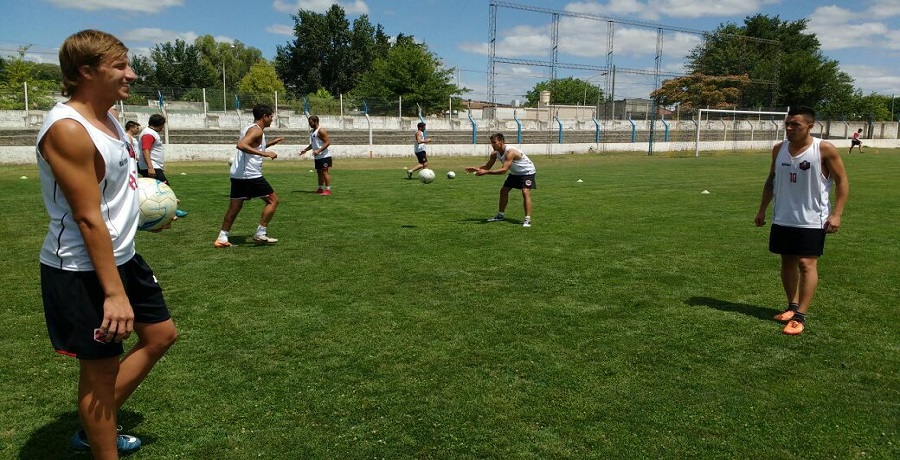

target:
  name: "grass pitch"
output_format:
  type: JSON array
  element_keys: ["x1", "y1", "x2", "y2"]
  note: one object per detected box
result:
[{"x1": 1, "y1": 150, "x2": 898, "y2": 459}]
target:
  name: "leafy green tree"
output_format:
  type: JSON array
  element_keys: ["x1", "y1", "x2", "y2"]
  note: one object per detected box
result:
[
  {"x1": 686, "y1": 14, "x2": 855, "y2": 112},
  {"x1": 275, "y1": 5, "x2": 390, "y2": 98},
  {"x1": 238, "y1": 61, "x2": 287, "y2": 107},
  {"x1": 150, "y1": 39, "x2": 215, "y2": 100},
  {"x1": 0, "y1": 46, "x2": 57, "y2": 109},
  {"x1": 524, "y1": 77, "x2": 604, "y2": 107},
  {"x1": 352, "y1": 37, "x2": 465, "y2": 116}
]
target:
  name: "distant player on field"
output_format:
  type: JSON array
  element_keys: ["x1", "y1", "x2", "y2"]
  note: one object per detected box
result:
[
  {"x1": 849, "y1": 128, "x2": 863, "y2": 154},
  {"x1": 300, "y1": 115, "x2": 333, "y2": 195},
  {"x1": 407, "y1": 121, "x2": 432, "y2": 179},
  {"x1": 214, "y1": 104, "x2": 283, "y2": 247},
  {"x1": 138, "y1": 114, "x2": 187, "y2": 218},
  {"x1": 754, "y1": 106, "x2": 849, "y2": 335},
  {"x1": 466, "y1": 132, "x2": 536, "y2": 228}
]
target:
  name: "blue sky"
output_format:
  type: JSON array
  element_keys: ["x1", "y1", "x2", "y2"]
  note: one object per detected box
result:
[{"x1": 2, "y1": 0, "x2": 898, "y2": 103}]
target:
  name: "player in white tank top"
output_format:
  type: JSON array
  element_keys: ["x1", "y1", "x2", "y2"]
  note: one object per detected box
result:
[
  {"x1": 300, "y1": 115, "x2": 333, "y2": 194},
  {"x1": 465, "y1": 132, "x2": 536, "y2": 227},
  {"x1": 37, "y1": 103, "x2": 140, "y2": 270},
  {"x1": 37, "y1": 30, "x2": 178, "y2": 455},
  {"x1": 216, "y1": 104, "x2": 284, "y2": 247},
  {"x1": 754, "y1": 106, "x2": 849, "y2": 335}
]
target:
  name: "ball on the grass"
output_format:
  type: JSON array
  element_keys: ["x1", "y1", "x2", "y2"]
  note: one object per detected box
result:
[
  {"x1": 137, "y1": 177, "x2": 177, "y2": 231},
  {"x1": 419, "y1": 168, "x2": 436, "y2": 184},
  {"x1": 446, "y1": 171, "x2": 456, "y2": 179}
]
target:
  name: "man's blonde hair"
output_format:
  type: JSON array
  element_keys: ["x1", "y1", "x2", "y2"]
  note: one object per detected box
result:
[{"x1": 59, "y1": 30, "x2": 129, "y2": 97}]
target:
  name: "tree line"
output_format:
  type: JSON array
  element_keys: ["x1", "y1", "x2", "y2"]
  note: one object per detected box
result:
[{"x1": 0, "y1": 9, "x2": 895, "y2": 121}]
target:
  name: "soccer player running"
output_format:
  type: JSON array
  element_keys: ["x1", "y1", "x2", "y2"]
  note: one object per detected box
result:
[
  {"x1": 214, "y1": 104, "x2": 284, "y2": 247},
  {"x1": 754, "y1": 106, "x2": 849, "y2": 335},
  {"x1": 849, "y1": 128, "x2": 863, "y2": 154},
  {"x1": 299, "y1": 115, "x2": 333, "y2": 195},
  {"x1": 466, "y1": 132, "x2": 536, "y2": 228},
  {"x1": 407, "y1": 121, "x2": 432, "y2": 179},
  {"x1": 37, "y1": 30, "x2": 178, "y2": 458}
]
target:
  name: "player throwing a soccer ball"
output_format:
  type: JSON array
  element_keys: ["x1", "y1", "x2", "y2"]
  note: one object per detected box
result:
[{"x1": 466, "y1": 132, "x2": 536, "y2": 228}]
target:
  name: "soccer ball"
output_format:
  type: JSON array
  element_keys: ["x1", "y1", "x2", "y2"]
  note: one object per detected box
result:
[
  {"x1": 446, "y1": 171, "x2": 456, "y2": 179},
  {"x1": 419, "y1": 168, "x2": 436, "y2": 184},
  {"x1": 137, "y1": 177, "x2": 178, "y2": 231}
]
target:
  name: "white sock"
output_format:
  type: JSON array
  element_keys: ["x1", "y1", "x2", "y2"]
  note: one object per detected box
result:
[
  {"x1": 525, "y1": 216, "x2": 531, "y2": 220},
  {"x1": 326, "y1": 186, "x2": 331, "y2": 191},
  {"x1": 256, "y1": 225, "x2": 266, "y2": 236},
  {"x1": 217, "y1": 230, "x2": 229, "y2": 242}
]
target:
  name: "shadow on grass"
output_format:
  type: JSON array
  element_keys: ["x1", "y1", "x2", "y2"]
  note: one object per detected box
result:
[
  {"x1": 686, "y1": 296, "x2": 778, "y2": 322},
  {"x1": 19, "y1": 410, "x2": 145, "y2": 459},
  {"x1": 456, "y1": 217, "x2": 524, "y2": 225}
]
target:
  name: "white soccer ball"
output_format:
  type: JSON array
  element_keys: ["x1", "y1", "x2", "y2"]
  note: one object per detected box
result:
[
  {"x1": 137, "y1": 177, "x2": 178, "y2": 231},
  {"x1": 446, "y1": 171, "x2": 456, "y2": 179},
  {"x1": 419, "y1": 168, "x2": 436, "y2": 184}
]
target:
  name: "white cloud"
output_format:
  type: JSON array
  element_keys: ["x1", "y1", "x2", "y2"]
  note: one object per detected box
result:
[
  {"x1": 43, "y1": 0, "x2": 183, "y2": 13},
  {"x1": 843, "y1": 64, "x2": 900, "y2": 95},
  {"x1": 118, "y1": 28, "x2": 199, "y2": 44},
  {"x1": 267, "y1": 24, "x2": 295, "y2": 36},
  {"x1": 564, "y1": 0, "x2": 780, "y2": 21},
  {"x1": 272, "y1": 0, "x2": 368, "y2": 14},
  {"x1": 808, "y1": 4, "x2": 893, "y2": 50}
]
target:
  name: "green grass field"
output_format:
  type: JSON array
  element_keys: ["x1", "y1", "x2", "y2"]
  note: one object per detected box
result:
[{"x1": 1, "y1": 150, "x2": 898, "y2": 459}]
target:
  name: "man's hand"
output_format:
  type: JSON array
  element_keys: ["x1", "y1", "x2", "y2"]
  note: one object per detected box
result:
[
  {"x1": 100, "y1": 293, "x2": 134, "y2": 343},
  {"x1": 824, "y1": 215, "x2": 841, "y2": 233},
  {"x1": 753, "y1": 212, "x2": 766, "y2": 227}
]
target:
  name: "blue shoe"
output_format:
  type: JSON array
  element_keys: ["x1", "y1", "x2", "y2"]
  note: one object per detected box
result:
[
  {"x1": 70, "y1": 428, "x2": 141, "y2": 453},
  {"x1": 175, "y1": 209, "x2": 188, "y2": 218}
]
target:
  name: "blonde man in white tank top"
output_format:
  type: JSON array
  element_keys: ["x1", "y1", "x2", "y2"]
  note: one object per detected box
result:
[
  {"x1": 37, "y1": 30, "x2": 177, "y2": 457},
  {"x1": 754, "y1": 106, "x2": 849, "y2": 335}
]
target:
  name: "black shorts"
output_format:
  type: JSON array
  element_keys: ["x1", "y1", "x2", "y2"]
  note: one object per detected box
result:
[
  {"x1": 230, "y1": 177, "x2": 275, "y2": 200},
  {"x1": 851, "y1": 139, "x2": 862, "y2": 146},
  {"x1": 139, "y1": 168, "x2": 168, "y2": 185},
  {"x1": 414, "y1": 151, "x2": 428, "y2": 164},
  {"x1": 503, "y1": 174, "x2": 536, "y2": 190},
  {"x1": 769, "y1": 224, "x2": 826, "y2": 256},
  {"x1": 41, "y1": 254, "x2": 171, "y2": 360},
  {"x1": 314, "y1": 157, "x2": 333, "y2": 170}
]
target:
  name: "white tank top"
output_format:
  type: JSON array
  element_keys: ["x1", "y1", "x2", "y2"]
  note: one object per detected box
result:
[
  {"x1": 772, "y1": 137, "x2": 832, "y2": 228},
  {"x1": 498, "y1": 145, "x2": 536, "y2": 176},
  {"x1": 137, "y1": 127, "x2": 164, "y2": 170},
  {"x1": 310, "y1": 127, "x2": 331, "y2": 158},
  {"x1": 230, "y1": 123, "x2": 266, "y2": 179},
  {"x1": 414, "y1": 131, "x2": 426, "y2": 153},
  {"x1": 37, "y1": 103, "x2": 139, "y2": 270}
]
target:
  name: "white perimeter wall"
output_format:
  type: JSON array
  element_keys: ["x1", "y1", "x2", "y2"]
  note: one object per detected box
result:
[{"x1": 4, "y1": 138, "x2": 899, "y2": 164}]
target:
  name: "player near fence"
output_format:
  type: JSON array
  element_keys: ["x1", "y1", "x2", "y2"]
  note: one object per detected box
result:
[
  {"x1": 754, "y1": 106, "x2": 849, "y2": 335},
  {"x1": 300, "y1": 115, "x2": 332, "y2": 195},
  {"x1": 849, "y1": 128, "x2": 863, "y2": 154},
  {"x1": 37, "y1": 29, "x2": 178, "y2": 457},
  {"x1": 138, "y1": 114, "x2": 188, "y2": 218},
  {"x1": 466, "y1": 132, "x2": 536, "y2": 228}
]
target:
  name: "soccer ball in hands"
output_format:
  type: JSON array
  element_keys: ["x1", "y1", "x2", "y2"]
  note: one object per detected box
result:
[
  {"x1": 137, "y1": 177, "x2": 178, "y2": 231},
  {"x1": 446, "y1": 171, "x2": 456, "y2": 179},
  {"x1": 419, "y1": 168, "x2": 436, "y2": 184}
]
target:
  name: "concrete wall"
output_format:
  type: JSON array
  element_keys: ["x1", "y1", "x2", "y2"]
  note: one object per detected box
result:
[{"x1": 5, "y1": 138, "x2": 898, "y2": 165}]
